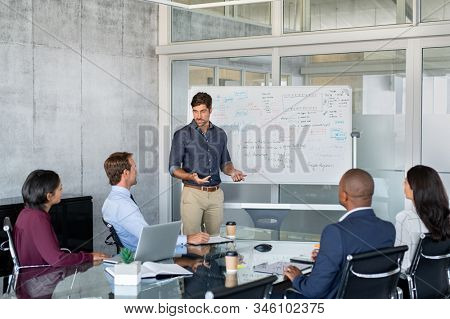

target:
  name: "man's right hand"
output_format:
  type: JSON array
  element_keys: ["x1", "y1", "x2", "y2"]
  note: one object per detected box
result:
[
  {"x1": 311, "y1": 248, "x2": 319, "y2": 262},
  {"x1": 191, "y1": 173, "x2": 211, "y2": 184},
  {"x1": 187, "y1": 232, "x2": 210, "y2": 245}
]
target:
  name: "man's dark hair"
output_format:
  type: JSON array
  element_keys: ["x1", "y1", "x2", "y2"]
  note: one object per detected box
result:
[
  {"x1": 22, "y1": 170, "x2": 61, "y2": 211},
  {"x1": 104, "y1": 152, "x2": 133, "y2": 185},
  {"x1": 191, "y1": 92, "x2": 212, "y2": 110}
]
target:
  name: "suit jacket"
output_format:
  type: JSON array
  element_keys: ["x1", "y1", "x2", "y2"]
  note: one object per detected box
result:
[{"x1": 292, "y1": 208, "x2": 395, "y2": 298}]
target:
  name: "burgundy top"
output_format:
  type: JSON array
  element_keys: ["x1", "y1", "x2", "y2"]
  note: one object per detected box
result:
[{"x1": 14, "y1": 207, "x2": 93, "y2": 267}]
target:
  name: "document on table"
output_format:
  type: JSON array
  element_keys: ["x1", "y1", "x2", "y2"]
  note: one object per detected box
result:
[{"x1": 253, "y1": 261, "x2": 312, "y2": 276}]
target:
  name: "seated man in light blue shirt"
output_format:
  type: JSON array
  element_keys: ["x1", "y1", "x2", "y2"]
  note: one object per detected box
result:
[{"x1": 102, "y1": 152, "x2": 209, "y2": 251}]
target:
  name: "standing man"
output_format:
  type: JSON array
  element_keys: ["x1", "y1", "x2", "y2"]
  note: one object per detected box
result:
[{"x1": 169, "y1": 92, "x2": 246, "y2": 236}]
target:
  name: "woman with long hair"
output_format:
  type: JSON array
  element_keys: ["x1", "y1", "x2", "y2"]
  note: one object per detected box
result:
[
  {"x1": 395, "y1": 165, "x2": 450, "y2": 271},
  {"x1": 14, "y1": 170, "x2": 108, "y2": 267}
]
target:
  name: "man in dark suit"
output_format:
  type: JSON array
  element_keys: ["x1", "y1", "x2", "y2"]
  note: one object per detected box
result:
[{"x1": 284, "y1": 168, "x2": 395, "y2": 298}]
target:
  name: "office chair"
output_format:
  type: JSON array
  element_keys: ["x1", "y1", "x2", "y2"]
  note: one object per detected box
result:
[
  {"x1": 402, "y1": 233, "x2": 450, "y2": 299},
  {"x1": 336, "y1": 245, "x2": 408, "y2": 299},
  {"x1": 245, "y1": 209, "x2": 290, "y2": 240},
  {"x1": 103, "y1": 218, "x2": 124, "y2": 254},
  {"x1": 1, "y1": 217, "x2": 50, "y2": 293},
  {"x1": 204, "y1": 275, "x2": 277, "y2": 299}
]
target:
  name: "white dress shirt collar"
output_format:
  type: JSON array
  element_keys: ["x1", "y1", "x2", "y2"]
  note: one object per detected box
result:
[
  {"x1": 339, "y1": 206, "x2": 373, "y2": 222},
  {"x1": 111, "y1": 185, "x2": 131, "y2": 196}
]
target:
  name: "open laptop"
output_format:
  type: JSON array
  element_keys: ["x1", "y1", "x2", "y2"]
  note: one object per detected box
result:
[{"x1": 104, "y1": 221, "x2": 182, "y2": 264}]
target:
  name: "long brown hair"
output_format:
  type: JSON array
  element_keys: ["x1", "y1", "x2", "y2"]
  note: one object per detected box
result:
[{"x1": 407, "y1": 165, "x2": 450, "y2": 241}]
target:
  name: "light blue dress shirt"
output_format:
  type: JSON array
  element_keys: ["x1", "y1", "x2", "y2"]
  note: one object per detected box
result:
[{"x1": 102, "y1": 186, "x2": 186, "y2": 252}]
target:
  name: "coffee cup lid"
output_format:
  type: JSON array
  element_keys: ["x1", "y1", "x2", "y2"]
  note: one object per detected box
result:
[
  {"x1": 225, "y1": 250, "x2": 238, "y2": 256},
  {"x1": 226, "y1": 221, "x2": 236, "y2": 225}
]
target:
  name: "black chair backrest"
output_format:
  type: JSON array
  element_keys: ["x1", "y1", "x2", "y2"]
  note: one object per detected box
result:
[
  {"x1": 408, "y1": 233, "x2": 450, "y2": 299},
  {"x1": 3, "y1": 217, "x2": 20, "y2": 271},
  {"x1": 102, "y1": 218, "x2": 124, "y2": 254},
  {"x1": 336, "y1": 245, "x2": 408, "y2": 299},
  {"x1": 205, "y1": 275, "x2": 277, "y2": 299}
]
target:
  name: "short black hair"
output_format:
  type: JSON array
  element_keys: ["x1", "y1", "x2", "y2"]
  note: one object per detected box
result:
[
  {"x1": 191, "y1": 92, "x2": 212, "y2": 109},
  {"x1": 22, "y1": 170, "x2": 61, "y2": 211}
]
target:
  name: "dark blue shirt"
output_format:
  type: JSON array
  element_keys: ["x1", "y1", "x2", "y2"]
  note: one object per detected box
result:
[{"x1": 169, "y1": 120, "x2": 232, "y2": 186}]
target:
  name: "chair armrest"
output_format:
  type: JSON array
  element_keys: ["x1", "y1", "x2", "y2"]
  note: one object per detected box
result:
[
  {"x1": 393, "y1": 287, "x2": 403, "y2": 299},
  {"x1": 0, "y1": 240, "x2": 9, "y2": 252}
]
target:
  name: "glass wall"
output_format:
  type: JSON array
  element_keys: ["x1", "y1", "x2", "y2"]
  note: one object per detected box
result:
[
  {"x1": 421, "y1": 0, "x2": 450, "y2": 22},
  {"x1": 422, "y1": 47, "x2": 450, "y2": 192},
  {"x1": 245, "y1": 71, "x2": 267, "y2": 86},
  {"x1": 172, "y1": 1, "x2": 271, "y2": 42},
  {"x1": 171, "y1": 56, "x2": 272, "y2": 221},
  {"x1": 280, "y1": 50, "x2": 407, "y2": 229},
  {"x1": 284, "y1": 0, "x2": 413, "y2": 33}
]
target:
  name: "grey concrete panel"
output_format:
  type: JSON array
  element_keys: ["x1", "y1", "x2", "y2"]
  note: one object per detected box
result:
[
  {"x1": 123, "y1": 0, "x2": 157, "y2": 58},
  {"x1": 121, "y1": 56, "x2": 158, "y2": 107},
  {"x1": 0, "y1": 0, "x2": 159, "y2": 252},
  {"x1": 82, "y1": 0, "x2": 123, "y2": 55},
  {"x1": 33, "y1": 46, "x2": 82, "y2": 194},
  {"x1": 0, "y1": 44, "x2": 33, "y2": 198},
  {"x1": 120, "y1": 56, "x2": 159, "y2": 226},
  {"x1": 0, "y1": 44, "x2": 33, "y2": 112},
  {"x1": 33, "y1": 0, "x2": 82, "y2": 50},
  {"x1": 0, "y1": 0, "x2": 32, "y2": 44},
  {"x1": 80, "y1": 53, "x2": 122, "y2": 233},
  {"x1": 81, "y1": 53, "x2": 123, "y2": 227}
]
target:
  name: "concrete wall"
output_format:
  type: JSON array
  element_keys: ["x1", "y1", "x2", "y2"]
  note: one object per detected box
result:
[{"x1": 0, "y1": 0, "x2": 159, "y2": 254}]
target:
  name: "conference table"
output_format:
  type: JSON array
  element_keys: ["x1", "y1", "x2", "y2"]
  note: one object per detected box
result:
[{"x1": 0, "y1": 226, "x2": 319, "y2": 299}]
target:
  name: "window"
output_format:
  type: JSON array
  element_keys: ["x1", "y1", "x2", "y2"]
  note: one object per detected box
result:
[
  {"x1": 245, "y1": 71, "x2": 266, "y2": 86},
  {"x1": 171, "y1": 1, "x2": 271, "y2": 42},
  {"x1": 219, "y1": 68, "x2": 242, "y2": 86},
  {"x1": 280, "y1": 50, "x2": 407, "y2": 225},
  {"x1": 284, "y1": 0, "x2": 413, "y2": 33},
  {"x1": 422, "y1": 47, "x2": 450, "y2": 190},
  {"x1": 421, "y1": 0, "x2": 450, "y2": 22},
  {"x1": 189, "y1": 65, "x2": 214, "y2": 87}
]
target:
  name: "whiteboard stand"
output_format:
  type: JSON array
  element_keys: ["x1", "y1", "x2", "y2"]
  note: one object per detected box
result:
[{"x1": 351, "y1": 131, "x2": 361, "y2": 169}]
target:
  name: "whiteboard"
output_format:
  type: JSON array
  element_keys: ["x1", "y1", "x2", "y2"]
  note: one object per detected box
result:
[{"x1": 187, "y1": 86, "x2": 352, "y2": 185}]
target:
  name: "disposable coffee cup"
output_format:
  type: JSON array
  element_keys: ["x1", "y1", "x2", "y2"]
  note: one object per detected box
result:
[
  {"x1": 226, "y1": 221, "x2": 236, "y2": 238},
  {"x1": 225, "y1": 250, "x2": 238, "y2": 273},
  {"x1": 225, "y1": 272, "x2": 238, "y2": 288}
]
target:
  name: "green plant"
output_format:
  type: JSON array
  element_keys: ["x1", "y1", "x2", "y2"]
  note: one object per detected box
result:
[{"x1": 119, "y1": 247, "x2": 135, "y2": 264}]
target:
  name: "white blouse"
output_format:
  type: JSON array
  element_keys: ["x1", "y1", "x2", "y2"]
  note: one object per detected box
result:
[{"x1": 394, "y1": 208, "x2": 429, "y2": 271}]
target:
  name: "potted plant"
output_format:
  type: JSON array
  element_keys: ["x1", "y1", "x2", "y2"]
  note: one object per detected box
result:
[{"x1": 114, "y1": 248, "x2": 141, "y2": 286}]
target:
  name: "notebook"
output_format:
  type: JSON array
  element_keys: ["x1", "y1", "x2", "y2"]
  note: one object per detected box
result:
[
  {"x1": 253, "y1": 261, "x2": 312, "y2": 276},
  {"x1": 105, "y1": 261, "x2": 192, "y2": 279}
]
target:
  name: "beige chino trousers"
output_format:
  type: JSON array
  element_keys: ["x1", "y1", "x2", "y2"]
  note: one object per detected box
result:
[{"x1": 180, "y1": 186, "x2": 224, "y2": 236}]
